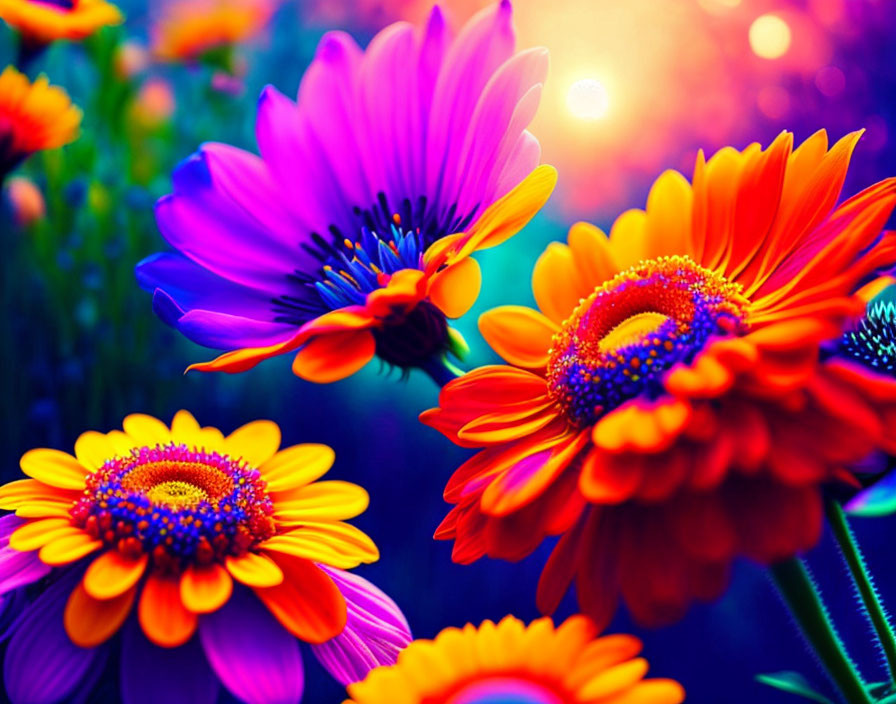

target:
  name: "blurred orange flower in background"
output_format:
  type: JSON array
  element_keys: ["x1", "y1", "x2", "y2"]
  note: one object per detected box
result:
[
  {"x1": 0, "y1": 0, "x2": 122, "y2": 47},
  {"x1": 152, "y1": 0, "x2": 276, "y2": 64}
]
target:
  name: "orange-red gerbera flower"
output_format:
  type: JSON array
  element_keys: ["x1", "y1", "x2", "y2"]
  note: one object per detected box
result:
[
  {"x1": 345, "y1": 614, "x2": 685, "y2": 704},
  {"x1": 0, "y1": 66, "x2": 81, "y2": 179},
  {"x1": 0, "y1": 411, "x2": 411, "y2": 703},
  {"x1": 152, "y1": 0, "x2": 274, "y2": 64},
  {"x1": 422, "y1": 130, "x2": 896, "y2": 628},
  {"x1": 0, "y1": 0, "x2": 122, "y2": 47}
]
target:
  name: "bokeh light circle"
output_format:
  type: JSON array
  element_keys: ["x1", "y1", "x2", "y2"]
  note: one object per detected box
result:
[{"x1": 749, "y1": 13, "x2": 792, "y2": 59}]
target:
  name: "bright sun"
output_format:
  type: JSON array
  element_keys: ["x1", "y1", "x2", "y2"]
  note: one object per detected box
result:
[{"x1": 566, "y1": 78, "x2": 609, "y2": 120}]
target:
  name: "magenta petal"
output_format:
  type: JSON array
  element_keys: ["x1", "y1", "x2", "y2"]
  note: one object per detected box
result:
[
  {"x1": 199, "y1": 585, "x2": 303, "y2": 704},
  {"x1": 4, "y1": 567, "x2": 102, "y2": 704},
  {"x1": 0, "y1": 546, "x2": 52, "y2": 596},
  {"x1": 121, "y1": 621, "x2": 219, "y2": 704},
  {"x1": 311, "y1": 567, "x2": 411, "y2": 686}
]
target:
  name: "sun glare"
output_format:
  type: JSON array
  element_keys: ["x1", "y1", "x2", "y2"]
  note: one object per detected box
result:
[
  {"x1": 749, "y1": 13, "x2": 792, "y2": 59},
  {"x1": 566, "y1": 78, "x2": 609, "y2": 120}
]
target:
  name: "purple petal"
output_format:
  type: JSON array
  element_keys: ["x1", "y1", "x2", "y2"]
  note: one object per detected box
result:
[
  {"x1": 311, "y1": 567, "x2": 411, "y2": 686},
  {"x1": 155, "y1": 144, "x2": 311, "y2": 292},
  {"x1": 199, "y1": 585, "x2": 303, "y2": 704},
  {"x1": 151, "y1": 290, "x2": 297, "y2": 351},
  {"x1": 0, "y1": 546, "x2": 52, "y2": 597},
  {"x1": 0, "y1": 515, "x2": 24, "y2": 544},
  {"x1": 256, "y1": 85, "x2": 360, "y2": 242},
  {"x1": 425, "y1": 0, "x2": 516, "y2": 212},
  {"x1": 456, "y1": 47, "x2": 548, "y2": 213},
  {"x1": 4, "y1": 567, "x2": 102, "y2": 704},
  {"x1": 137, "y1": 252, "x2": 283, "y2": 321},
  {"x1": 121, "y1": 620, "x2": 219, "y2": 704}
]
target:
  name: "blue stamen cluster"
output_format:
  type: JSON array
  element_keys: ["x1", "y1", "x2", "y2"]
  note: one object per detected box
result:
[
  {"x1": 841, "y1": 300, "x2": 896, "y2": 374},
  {"x1": 315, "y1": 221, "x2": 426, "y2": 311}
]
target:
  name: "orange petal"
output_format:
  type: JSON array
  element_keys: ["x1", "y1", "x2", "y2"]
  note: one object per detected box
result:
[
  {"x1": 448, "y1": 165, "x2": 558, "y2": 261},
  {"x1": 478, "y1": 306, "x2": 557, "y2": 368},
  {"x1": 65, "y1": 580, "x2": 136, "y2": 648},
  {"x1": 578, "y1": 658, "x2": 649, "y2": 700},
  {"x1": 187, "y1": 330, "x2": 306, "y2": 374},
  {"x1": 225, "y1": 552, "x2": 284, "y2": 588},
  {"x1": 608, "y1": 209, "x2": 650, "y2": 272},
  {"x1": 567, "y1": 221, "x2": 619, "y2": 290},
  {"x1": 579, "y1": 451, "x2": 643, "y2": 504},
  {"x1": 39, "y1": 531, "x2": 103, "y2": 565},
  {"x1": 260, "y1": 443, "x2": 336, "y2": 492},
  {"x1": 428, "y1": 257, "x2": 482, "y2": 319},
  {"x1": 180, "y1": 563, "x2": 233, "y2": 613},
  {"x1": 597, "y1": 680, "x2": 686, "y2": 704},
  {"x1": 19, "y1": 449, "x2": 88, "y2": 490},
  {"x1": 532, "y1": 242, "x2": 587, "y2": 324},
  {"x1": 83, "y1": 551, "x2": 148, "y2": 600},
  {"x1": 643, "y1": 169, "x2": 695, "y2": 262},
  {"x1": 139, "y1": 573, "x2": 197, "y2": 647},
  {"x1": 254, "y1": 553, "x2": 346, "y2": 643},
  {"x1": 291, "y1": 330, "x2": 376, "y2": 383},
  {"x1": 224, "y1": 420, "x2": 281, "y2": 467},
  {"x1": 364, "y1": 269, "x2": 428, "y2": 318}
]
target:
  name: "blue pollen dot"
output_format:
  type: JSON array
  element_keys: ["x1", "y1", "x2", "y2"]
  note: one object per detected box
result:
[
  {"x1": 314, "y1": 222, "x2": 426, "y2": 311},
  {"x1": 841, "y1": 299, "x2": 896, "y2": 375}
]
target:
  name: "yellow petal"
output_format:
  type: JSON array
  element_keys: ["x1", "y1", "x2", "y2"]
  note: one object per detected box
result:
[
  {"x1": 261, "y1": 444, "x2": 335, "y2": 492},
  {"x1": 225, "y1": 552, "x2": 284, "y2": 588},
  {"x1": 180, "y1": 563, "x2": 233, "y2": 613},
  {"x1": 122, "y1": 414, "x2": 172, "y2": 447},
  {"x1": 274, "y1": 481, "x2": 369, "y2": 522},
  {"x1": 39, "y1": 531, "x2": 103, "y2": 565},
  {"x1": 20, "y1": 449, "x2": 88, "y2": 490},
  {"x1": 170, "y1": 410, "x2": 202, "y2": 445},
  {"x1": 224, "y1": 420, "x2": 281, "y2": 467},
  {"x1": 74, "y1": 431, "x2": 117, "y2": 471},
  {"x1": 10, "y1": 518, "x2": 76, "y2": 551}
]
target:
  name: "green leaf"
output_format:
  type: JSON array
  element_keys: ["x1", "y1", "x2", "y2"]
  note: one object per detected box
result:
[{"x1": 756, "y1": 672, "x2": 835, "y2": 703}]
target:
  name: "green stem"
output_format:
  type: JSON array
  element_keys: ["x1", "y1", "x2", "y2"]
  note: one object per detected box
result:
[
  {"x1": 770, "y1": 558, "x2": 872, "y2": 704},
  {"x1": 827, "y1": 499, "x2": 896, "y2": 688}
]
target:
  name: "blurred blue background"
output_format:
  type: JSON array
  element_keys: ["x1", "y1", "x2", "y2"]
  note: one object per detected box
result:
[{"x1": 3, "y1": 0, "x2": 896, "y2": 701}]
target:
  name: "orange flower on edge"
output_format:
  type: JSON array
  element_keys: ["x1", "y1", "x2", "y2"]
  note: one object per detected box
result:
[
  {"x1": 345, "y1": 615, "x2": 684, "y2": 704},
  {"x1": 0, "y1": 0, "x2": 122, "y2": 46},
  {"x1": 0, "y1": 410, "x2": 378, "y2": 649},
  {"x1": 0, "y1": 66, "x2": 81, "y2": 178},
  {"x1": 422, "y1": 130, "x2": 896, "y2": 628}
]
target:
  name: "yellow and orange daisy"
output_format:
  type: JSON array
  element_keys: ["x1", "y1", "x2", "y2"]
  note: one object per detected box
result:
[
  {"x1": 0, "y1": 65, "x2": 81, "y2": 179},
  {"x1": 152, "y1": 0, "x2": 274, "y2": 64},
  {"x1": 0, "y1": 0, "x2": 122, "y2": 47},
  {"x1": 345, "y1": 614, "x2": 685, "y2": 704},
  {"x1": 422, "y1": 129, "x2": 896, "y2": 628},
  {"x1": 0, "y1": 411, "x2": 411, "y2": 702}
]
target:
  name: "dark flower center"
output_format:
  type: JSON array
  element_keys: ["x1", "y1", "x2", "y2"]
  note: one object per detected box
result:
[{"x1": 547, "y1": 256, "x2": 747, "y2": 426}]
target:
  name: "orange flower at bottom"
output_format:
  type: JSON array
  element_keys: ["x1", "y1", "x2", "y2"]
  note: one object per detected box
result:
[{"x1": 345, "y1": 615, "x2": 684, "y2": 704}]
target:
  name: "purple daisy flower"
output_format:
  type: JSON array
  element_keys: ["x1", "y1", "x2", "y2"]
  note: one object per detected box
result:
[{"x1": 136, "y1": 0, "x2": 556, "y2": 384}]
